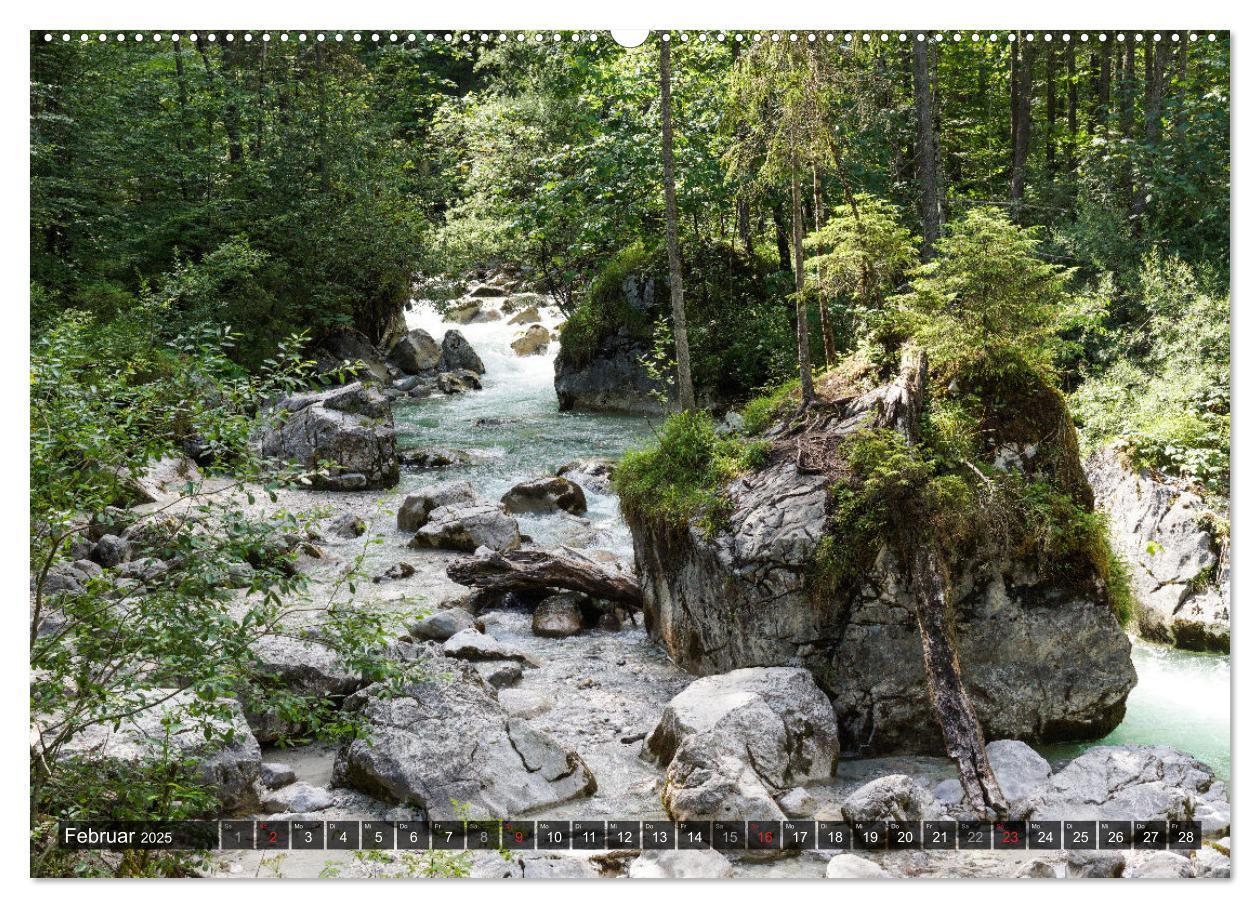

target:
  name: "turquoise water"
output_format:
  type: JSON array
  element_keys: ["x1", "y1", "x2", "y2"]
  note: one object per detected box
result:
[
  {"x1": 1040, "y1": 639, "x2": 1231, "y2": 779},
  {"x1": 397, "y1": 302, "x2": 1232, "y2": 780}
]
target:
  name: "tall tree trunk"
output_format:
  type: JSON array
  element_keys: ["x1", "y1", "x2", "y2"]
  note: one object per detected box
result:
[
  {"x1": 253, "y1": 40, "x2": 267, "y2": 159},
  {"x1": 172, "y1": 39, "x2": 193, "y2": 200},
  {"x1": 1119, "y1": 40, "x2": 1136, "y2": 215},
  {"x1": 1045, "y1": 43, "x2": 1058, "y2": 183},
  {"x1": 658, "y1": 39, "x2": 696, "y2": 412},
  {"x1": 789, "y1": 159, "x2": 815, "y2": 405},
  {"x1": 736, "y1": 198, "x2": 754, "y2": 257},
  {"x1": 195, "y1": 37, "x2": 244, "y2": 165},
  {"x1": 1010, "y1": 42, "x2": 1034, "y2": 218},
  {"x1": 1095, "y1": 40, "x2": 1112, "y2": 130},
  {"x1": 812, "y1": 165, "x2": 837, "y2": 366},
  {"x1": 1134, "y1": 37, "x2": 1170, "y2": 216},
  {"x1": 912, "y1": 36, "x2": 941, "y2": 258},
  {"x1": 772, "y1": 202, "x2": 793, "y2": 273},
  {"x1": 1066, "y1": 44, "x2": 1078, "y2": 173}
]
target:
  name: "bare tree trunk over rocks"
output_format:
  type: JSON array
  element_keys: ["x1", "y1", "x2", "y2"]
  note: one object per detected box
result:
[{"x1": 658, "y1": 39, "x2": 696, "y2": 412}]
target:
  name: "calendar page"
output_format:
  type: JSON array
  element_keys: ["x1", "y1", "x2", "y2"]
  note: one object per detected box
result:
[{"x1": 27, "y1": 15, "x2": 1231, "y2": 885}]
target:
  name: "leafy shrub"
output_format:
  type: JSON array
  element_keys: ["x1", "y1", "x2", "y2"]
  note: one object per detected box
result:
[{"x1": 616, "y1": 411, "x2": 764, "y2": 536}]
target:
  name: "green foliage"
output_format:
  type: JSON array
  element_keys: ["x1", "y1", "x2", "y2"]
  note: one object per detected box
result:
[
  {"x1": 740, "y1": 378, "x2": 800, "y2": 435},
  {"x1": 897, "y1": 207, "x2": 1074, "y2": 386},
  {"x1": 1070, "y1": 254, "x2": 1230, "y2": 495},
  {"x1": 805, "y1": 192, "x2": 918, "y2": 334},
  {"x1": 616, "y1": 411, "x2": 764, "y2": 535}
]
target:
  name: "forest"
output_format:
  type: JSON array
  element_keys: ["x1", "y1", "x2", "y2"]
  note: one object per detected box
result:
[{"x1": 29, "y1": 29, "x2": 1230, "y2": 878}]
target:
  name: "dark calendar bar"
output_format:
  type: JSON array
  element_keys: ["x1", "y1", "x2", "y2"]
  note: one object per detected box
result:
[
  {"x1": 213, "y1": 819, "x2": 1199, "y2": 852},
  {"x1": 58, "y1": 819, "x2": 1202, "y2": 851}
]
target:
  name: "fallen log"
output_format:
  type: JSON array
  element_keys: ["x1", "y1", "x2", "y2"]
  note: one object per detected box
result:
[
  {"x1": 447, "y1": 546, "x2": 643, "y2": 608},
  {"x1": 879, "y1": 346, "x2": 1008, "y2": 815},
  {"x1": 908, "y1": 546, "x2": 1009, "y2": 816}
]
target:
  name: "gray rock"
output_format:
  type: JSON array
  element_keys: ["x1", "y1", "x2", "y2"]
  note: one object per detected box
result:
[
  {"x1": 1013, "y1": 858, "x2": 1060, "y2": 878},
  {"x1": 259, "y1": 762, "x2": 296, "y2": 789},
  {"x1": 328, "y1": 512, "x2": 367, "y2": 539},
  {"x1": 1066, "y1": 850, "x2": 1127, "y2": 878},
  {"x1": 388, "y1": 328, "x2": 442, "y2": 374},
  {"x1": 510, "y1": 324, "x2": 550, "y2": 356},
  {"x1": 1193, "y1": 846, "x2": 1231, "y2": 878},
  {"x1": 409, "y1": 608, "x2": 477, "y2": 641},
  {"x1": 52, "y1": 690, "x2": 260, "y2": 810},
  {"x1": 556, "y1": 457, "x2": 616, "y2": 495},
  {"x1": 506, "y1": 305, "x2": 542, "y2": 326},
  {"x1": 825, "y1": 854, "x2": 892, "y2": 879},
  {"x1": 532, "y1": 593, "x2": 585, "y2": 638},
  {"x1": 397, "y1": 481, "x2": 480, "y2": 532},
  {"x1": 409, "y1": 503, "x2": 521, "y2": 553},
  {"x1": 113, "y1": 557, "x2": 168, "y2": 582},
  {"x1": 645, "y1": 667, "x2": 839, "y2": 783},
  {"x1": 91, "y1": 534, "x2": 131, "y2": 568},
  {"x1": 437, "y1": 369, "x2": 483, "y2": 394},
  {"x1": 258, "y1": 383, "x2": 399, "y2": 490},
  {"x1": 474, "y1": 660, "x2": 523, "y2": 689},
  {"x1": 645, "y1": 667, "x2": 838, "y2": 821},
  {"x1": 501, "y1": 476, "x2": 587, "y2": 515},
  {"x1": 1014, "y1": 745, "x2": 1220, "y2": 823},
  {"x1": 628, "y1": 369, "x2": 1136, "y2": 754},
  {"x1": 438, "y1": 330, "x2": 485, "y2": 374},
  {"x1": 841, "y1": 775, "x2": 946, "y2": 822},
  {"x1": 555, "y1": 328, "x2": 669, "y2": 415},
  {"x1": 498, "y1": 688, "x2": 553, "y2": 719},
  {"x1": 1087, "y1": 443, "x2": 1229, "y2": 652},
  {"x1": 399, "y1": 447, "x2": 478, "y2": 470},
  {"x1": 245, "y1": 635, "x2": 361, "y2": 743},
  {"x1": 373, "y1": 562, "x2": 415, "y2": 583},
  {"x1": 442, "y1": 629, "x2": 533, "y2": 664},
  {"x1": 1123, "y1": 850, "x2": 1194, "y2": 879},
  {"x1": 445, "y1": 299, "x2": 483, "y2": 324},
  {"x1": 984, "y1": 739, "x2": 1053, "y2": 804},
  {"x1": 777, "y1": 786, "x2": 817, "y2": 818},
  {"x1": 1195, "y1": 780, "x2": 1231, "y2": 836},
  {"x1": 332, "y1": 662, "x2": 596, "y2": 818},
  {"x1": 262, "y1": 781, "x2": 334, "y2": 814},
  {"x1": 519, "y1": 855, "x2": 599, "y2": 879},
  {"x1": 313, "y1": 328, "x2": 394, "y2": 385},
  {"x1": 628, "y1": 850, "x2": 735, "y2": 879}
]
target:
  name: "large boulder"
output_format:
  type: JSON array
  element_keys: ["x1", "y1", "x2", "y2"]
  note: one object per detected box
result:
[
  {"x1": 397, "y1": 481, "x2": 481, "y2": 532},
  {"x1": 1086, "y1": 444, "x2": 1230, "y2": 652},
  {"x1": 437, "y1": 369, "x2": 483, "y2": 394},
  {"x1": 409, "y1": 504, "x2": 521, "y2": 553},
  {"x1": 825, "y1": 854, "x2": 892, "y2": 879},
  {"x1": 51, "y1": 691, "x2": 261, "y2": 810},
  {"x1": 331, "y1": 660, "x2": 596, "y2": 818},
  {"x1": 644, "y1": 667, "x2": 839, "y2": 820},
  {"x1": 388, "y1": 328, "x2": 442, "y2": 375},
  {"x1": 555, "y1": 327, "x2": 669, "y2": 414},
  {"x1": 1012, "y1": 745, "x2": 1228, "y2": 833},
  {"x1": 628, "y1": 850, "x2": 735, "y2": 879},
  {"x1": 531, "y1": 593, "x2": 585, "y2": 638},
  {"x1": 313, "y1": 328, "x2": 395, "y2": 385},
  {"x1": 627, "y1": 370, "x2": 1136, "y2": 755},
  {"x1": 408, "y1": 607, "x2": 477, "y2": 642},
  {"x1": 934, "y1": 739, "x2": 1051, "y2": 807},
  {"x1": 556, "y1": 458, "x2": 616, "y2": 495},
  {"x1": 840, "y1": 774, "x2": 946, "y2": 822},
  {"x1": 501, "y1": 476, "x2": 587, "y2": 516},
  {"x1": 258, "y1": 383, "x2": 399, "y2": 490},
  {"x1": 439, "y1": 330, "x2": 485, "y2": 375},
  {"x1": 510, "y1": 324, "x2": 551, "y2": 356}
]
